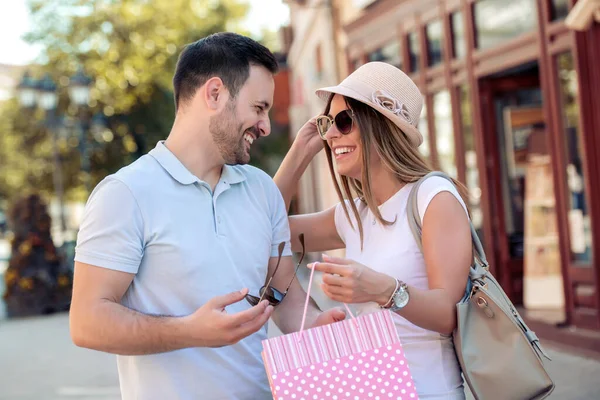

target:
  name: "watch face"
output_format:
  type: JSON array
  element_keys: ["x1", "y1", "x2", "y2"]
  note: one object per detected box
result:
[{"x1": 394, "y1": 289, "x2": 410, "y2": 309}]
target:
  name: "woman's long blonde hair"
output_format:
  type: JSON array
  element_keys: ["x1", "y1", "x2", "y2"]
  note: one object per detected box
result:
[{"x1": 323, "y1": 94, "x2": 470, "y2": 247}]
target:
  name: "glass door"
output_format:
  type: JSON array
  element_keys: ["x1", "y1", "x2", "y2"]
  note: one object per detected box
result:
[{"x1": 480, "y1": 63, "x2": 567, "y2": 324}]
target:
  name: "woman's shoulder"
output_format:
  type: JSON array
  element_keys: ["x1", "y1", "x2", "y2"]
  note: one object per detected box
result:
[
  {"x1": 418, "y1": 175, "x2": 458, "y2": 193},
  {"x1": 415, "y1": 175, "x2": 468, "y2": 222}
]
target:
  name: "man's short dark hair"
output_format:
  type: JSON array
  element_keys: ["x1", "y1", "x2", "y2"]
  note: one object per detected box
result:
[{"x1": 173, "y1": 32, "x2": 278, "y2": 109}]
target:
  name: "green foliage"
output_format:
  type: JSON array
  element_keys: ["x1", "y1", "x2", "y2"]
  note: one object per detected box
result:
[
  {"x1": 1, "y1": 0, "x2": 287, "y2": 206},
  {"x1": 5, "y1": 0, "x2": 254, "y2": 202},
  {"x1": 24, "y1": 0, "x2": 250, "y2": 115},
  {"x1": 0, "y1": 100, "x2": 55, "y2": 202}
]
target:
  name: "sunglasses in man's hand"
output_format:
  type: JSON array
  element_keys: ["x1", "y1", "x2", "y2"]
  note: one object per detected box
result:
[{"x1": 245, "y1": 234, "x2": 306, "y2": 307}]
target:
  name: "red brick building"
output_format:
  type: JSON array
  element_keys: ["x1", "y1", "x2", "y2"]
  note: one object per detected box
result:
[{"x1": 289, "y1": 0, "x2": 600, "y2": 352}]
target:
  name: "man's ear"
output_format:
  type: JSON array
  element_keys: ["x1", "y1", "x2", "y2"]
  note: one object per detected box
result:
[{"x1": 203, "y1": 77, "x2": 229, "y2": 110}]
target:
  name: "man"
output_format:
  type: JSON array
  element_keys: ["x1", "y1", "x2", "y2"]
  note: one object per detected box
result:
[{"x1": 70, "y1": 32, "x2": 344, "y2": 400}]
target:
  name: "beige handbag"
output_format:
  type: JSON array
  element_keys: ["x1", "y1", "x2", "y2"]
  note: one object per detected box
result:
[{"x1": 407, "y1": 171, "x2": 555, "y2": 400}]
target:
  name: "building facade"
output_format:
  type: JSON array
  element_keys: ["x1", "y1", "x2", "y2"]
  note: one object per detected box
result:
[
  {"x1": 286, "y1": 0, "x2": 365, "y2": 214},
  {"x1": 288, "y1": 0, "x2": 600, "y2": 350}
]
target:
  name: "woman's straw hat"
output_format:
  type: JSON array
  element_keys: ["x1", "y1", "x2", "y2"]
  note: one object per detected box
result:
[{"x1": 315, "y1": 62, "x2": 424, "y2": 147}]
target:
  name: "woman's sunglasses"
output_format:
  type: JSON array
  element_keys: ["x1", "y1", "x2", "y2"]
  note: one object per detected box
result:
[
  {"x1": 315, "y1": 109, "x2": 354, "y2": 140},
  {"x1": 245, "y1": 233, "x2": 306, "y2": 307}
]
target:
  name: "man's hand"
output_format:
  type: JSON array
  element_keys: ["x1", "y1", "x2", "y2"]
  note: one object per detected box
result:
[
  {"x1": 309, "y1": 307, "x2": 347, "y2": 328},
  {"x1": 184, "y1": 289, "x2": 274, "y2": 348}
]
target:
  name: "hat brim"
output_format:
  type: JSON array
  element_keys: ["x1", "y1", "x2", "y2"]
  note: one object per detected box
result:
[{"x1": 315, "y1": 85, "x2": 423, "y2": 147}]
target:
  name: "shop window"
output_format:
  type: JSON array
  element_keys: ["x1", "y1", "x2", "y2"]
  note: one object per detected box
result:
[
  {"x1": 367, "y1": 40, "x2": 402, "y2": 70},
  {"x1": 556, "y1": 52, "x2": 593, "y2": 264},
  {"x1": 426, "y1": 20, "x2": 444, "y2": 67},
  {"x1": 451, "y1": 12, "x2": 466, "y2": 59},
  {"x1": 459, "y1": 85, "x2": 484, "y2": 245},
  {"x1": 418, "y1": 98, "x2": 430, "y2": 161},
  {"x1": 474, "y1": 0, "x2": 538, "y2": 50},
  {"x1": 433, "y1": 90, "x2": 457, "y2": 178},
  {"x1": 408, "y1": 32, "x2": 421, "y2": 72},
  {"x1": 550, "y1": 0, "x2": 570, "y2": 21}
]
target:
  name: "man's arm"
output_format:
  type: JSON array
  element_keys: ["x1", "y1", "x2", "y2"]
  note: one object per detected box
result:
[
  {"x1": 71, "y1": 177, "x2": 272, "y2": 355},
  {"x1": 70, "y1": 262, "x2": 273, "y2": 355}
]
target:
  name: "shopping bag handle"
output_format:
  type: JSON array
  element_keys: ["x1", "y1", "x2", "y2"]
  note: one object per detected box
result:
[{"x1": 299, "y1": 261, "x2": 356, "y2": 340}]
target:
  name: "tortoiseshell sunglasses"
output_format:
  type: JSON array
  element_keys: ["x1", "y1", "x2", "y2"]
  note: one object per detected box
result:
[{"x1": 245, "y1": 233, "x2": 306, "y2": 307}]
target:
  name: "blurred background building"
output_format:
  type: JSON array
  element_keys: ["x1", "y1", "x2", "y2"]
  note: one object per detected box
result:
[{"x1": 285, "y1": 0, "x2": 600, "y2": 352}]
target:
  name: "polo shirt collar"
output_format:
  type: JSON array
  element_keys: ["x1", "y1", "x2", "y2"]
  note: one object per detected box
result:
[
  {"x1": 221, "y1": 164, "x2": 246, "y2": 185},
  {"x1": 149, "y1": 141, "x2": 246, "y2": 186}
]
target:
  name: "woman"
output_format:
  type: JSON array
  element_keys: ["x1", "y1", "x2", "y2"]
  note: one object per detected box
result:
[{"x1": 274, "y1": 62, "x2": 472, "y2": 399}]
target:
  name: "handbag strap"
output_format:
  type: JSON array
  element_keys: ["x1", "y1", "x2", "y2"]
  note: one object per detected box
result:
[
  {"x1": 298, "y1": 261, "x2": 356, "y2": 341},
  {"x1": 406, "y1": 173, "x2": 553, "y2": 361},
  {"x1": 406, "y1": 171, "x2": 488, "y2": 279}
]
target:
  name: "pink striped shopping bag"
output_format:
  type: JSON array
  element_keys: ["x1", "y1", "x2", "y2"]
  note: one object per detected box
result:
[{"x1": 262, "y1": 265, "x2": 418, "y2": 400}]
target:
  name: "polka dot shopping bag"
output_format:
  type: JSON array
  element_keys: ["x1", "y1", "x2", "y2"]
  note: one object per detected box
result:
[{"x1": 262, "y1": 264, "x2": 418, "y2": 400}]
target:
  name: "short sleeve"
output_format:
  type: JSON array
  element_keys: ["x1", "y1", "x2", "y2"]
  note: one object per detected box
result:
[
  {"x1": 268, "y1": 181, "x2": 293, "y2": 258},
  {"x1": 74, "y1": 177, "x2": 145, "y2": 274},
  {"x1": 417, "y1": 176, "x2": 469, "y2": 224},
  {"x1": 334, "y1": 202, "x2": 348, "y2": 245},
  {"x1": 334, "y1": 199, "x2": 362, "y2": 245}
]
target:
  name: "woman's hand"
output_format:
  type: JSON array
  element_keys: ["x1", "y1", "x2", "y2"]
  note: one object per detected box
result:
[
  {"x1": 293, "y1": 116, "x2": 324, "y2": 159},
  {"x1": 310, "y1": 254, "x2": 397, "y2": 305}
]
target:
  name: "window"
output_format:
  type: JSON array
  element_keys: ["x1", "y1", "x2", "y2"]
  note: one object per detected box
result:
[
  {"x1": 368, "y1": 49, "x2": 384, "y2": 62},
  {"x1": 459, "y1": 85, "x2": 484, "y2": 244},
  {"x1": 426, "y1": 20, "x2": 444, "y2": 67},
  {"x1": 433, "y1": 90, "x2": 457, "y2": 178},
  {"x1": 408, "y1": 32, "x2": 421, "y2": 72},
  {"x1": 474, "y1": 0, "x2": 538, "y2": 50},
  {"x1": 550, "y1": 0, "x2": 570, "y2": 21},
  {"x1": 556, "y1": 52, "x2": 593, "y2": 264},
  {"x1": 367, "y1": 40, "x2": 402, "y2": 70},
  {"x1": 451, "y1": 12, "x2": 466, "y2": 59}
]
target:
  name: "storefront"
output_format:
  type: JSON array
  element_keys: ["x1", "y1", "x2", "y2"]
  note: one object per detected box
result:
[{"x1": 344, "y1": 0, "x2": 600, "y2": 350}]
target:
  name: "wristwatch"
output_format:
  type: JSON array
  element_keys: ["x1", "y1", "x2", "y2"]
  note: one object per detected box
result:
[{"x1": 381, "y1": 279, "x2": 410, "y2": 311}]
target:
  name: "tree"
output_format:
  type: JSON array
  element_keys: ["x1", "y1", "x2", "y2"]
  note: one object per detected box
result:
[
  {"x1": 3, "y1": 194, "x2": 72, "y2": 317},
  {"x1": 16, "y1": 0, "x2": 253, "y2": 201},
  {"x1": 0, "y1": 99, "x2": 63, "y2": 203}
]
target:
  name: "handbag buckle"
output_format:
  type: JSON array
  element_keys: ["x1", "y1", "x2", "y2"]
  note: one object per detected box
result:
[{"x1": 476, "y1": 296, "x2": 495, "y2": 318}]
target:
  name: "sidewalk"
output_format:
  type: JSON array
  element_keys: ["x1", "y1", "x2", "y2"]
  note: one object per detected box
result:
[
  {"x1": 1, "y1": 312, "x2": 599, "y2": 399},
  {"x1": 0, "y1": 313, "x2": 120, "y2": 400}
]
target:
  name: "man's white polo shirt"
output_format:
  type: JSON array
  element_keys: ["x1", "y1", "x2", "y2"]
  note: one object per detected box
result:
[{"x1": 75, "y1": 141, "x2": 291, "y2": 400}]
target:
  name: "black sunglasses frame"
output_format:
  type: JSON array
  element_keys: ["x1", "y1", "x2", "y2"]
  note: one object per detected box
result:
[
  {"x1": 245, "y1": 233, "x2": 306, "y2": 307},
  {"x1": 315, "y1": 109, "x2": 354, "y2": 140}
]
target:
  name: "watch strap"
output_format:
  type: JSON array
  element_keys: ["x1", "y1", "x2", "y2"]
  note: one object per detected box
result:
[{"x1": 381, "y1": 278, "x2": 400, "y2": 309}]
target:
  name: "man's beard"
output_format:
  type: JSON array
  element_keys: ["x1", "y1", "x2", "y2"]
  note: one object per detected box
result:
[{"x1": 209, "y1": 100, "x2": 251, "y2": 165}]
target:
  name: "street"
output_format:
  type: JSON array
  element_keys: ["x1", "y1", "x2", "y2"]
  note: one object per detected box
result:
[{"x1": 1, "y1": 312, "x2": 599, "y2": 399}]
